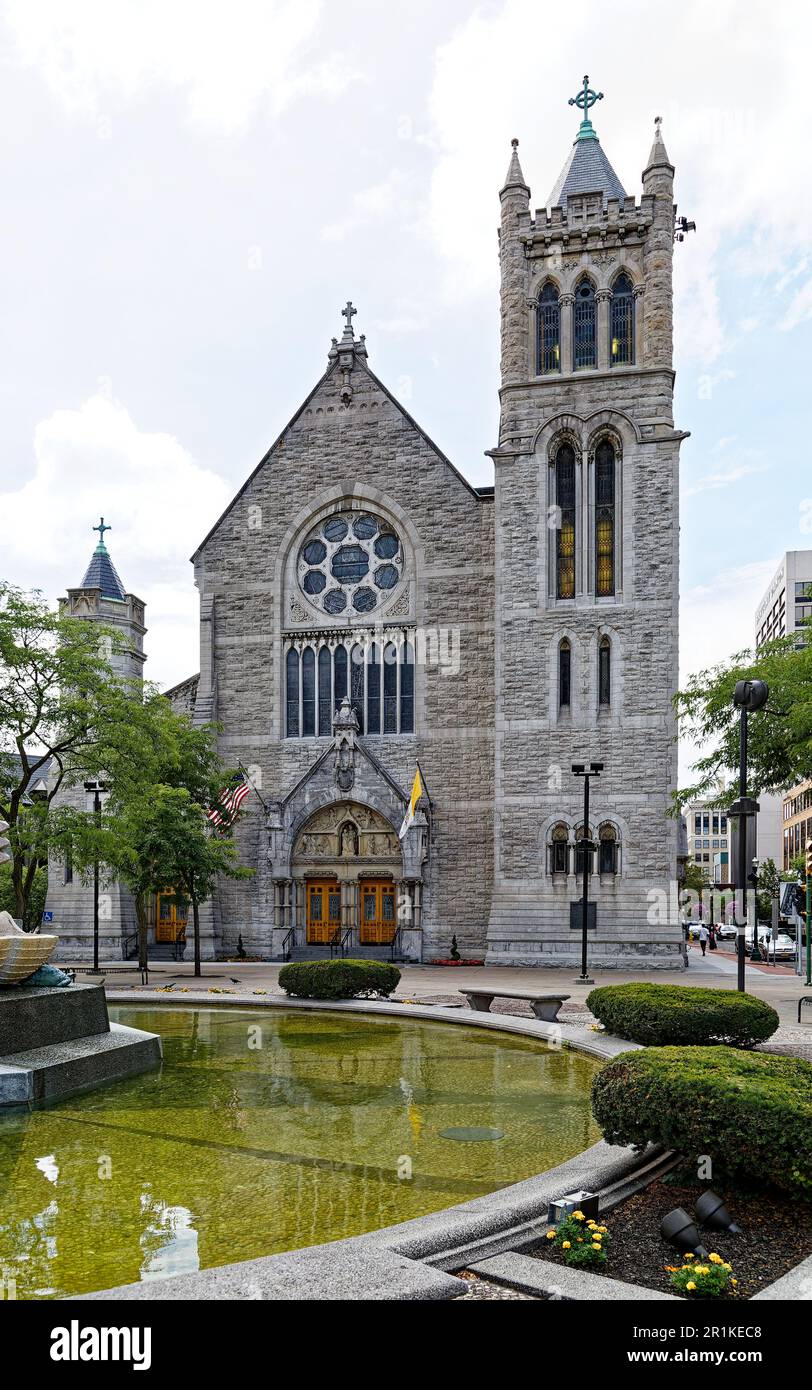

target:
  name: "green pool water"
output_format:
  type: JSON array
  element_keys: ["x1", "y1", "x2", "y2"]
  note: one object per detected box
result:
[{"x1": 0, "y1": 1007, "x2": 600, "y2": 1299}]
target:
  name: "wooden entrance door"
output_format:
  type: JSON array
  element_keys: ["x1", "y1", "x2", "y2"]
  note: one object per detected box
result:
[
  {"x1": 306, "y1": 880, "x2": 342, "y2": 944},
  {"x1": 156, "y1": 890, "x2": 188, "y2": 944},
  {"x1": 359, "y1": 880, "x2": 397, "y2": 944}
]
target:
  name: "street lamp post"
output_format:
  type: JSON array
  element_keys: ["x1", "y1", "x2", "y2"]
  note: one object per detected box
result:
[
  {"x1": 84, "y1": 781, "x2": 108, "y2": 974},
  {"x1": 729, "y1": 680, "x2": 768, "y2": 993},
  {"x1": 572, "y1": 762, "x2": 603, "y2": 984}
]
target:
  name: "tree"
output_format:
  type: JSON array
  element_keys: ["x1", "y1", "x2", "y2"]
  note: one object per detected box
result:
[
  {"x1": 683, "y1": 860, "x2": 709, "y2": 895},
  {"x1": 675, "y1": 619, "x2": 812, "y2": 806},
  {"x1": 0, "y1": 583, "x2": 174, "y2": 924},
  {"x1": 756, "y1": 857, "x2": 781, "y2": 923},
  {"x1": 122, "y1": 787, "x2": 252, "y2": 975}
]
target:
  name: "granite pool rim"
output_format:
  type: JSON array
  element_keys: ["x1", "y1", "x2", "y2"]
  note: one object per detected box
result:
[{"x1": 81, "y1": 989, "x2": 645, "y2": 1302}]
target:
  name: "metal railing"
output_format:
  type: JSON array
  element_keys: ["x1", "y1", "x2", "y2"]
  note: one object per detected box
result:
[
  {"x1": 281, "y1": 927, "x2": 294, "y2": 961},
  {"x1": 330, "y1": 927, "x2": 353, "y2": 958},
  {"x1": 389, "y1": 926, "x2": 403, "y2": 962},
  {"x1": 122, "y1": 932, "x2": 138, "y2": 961}
]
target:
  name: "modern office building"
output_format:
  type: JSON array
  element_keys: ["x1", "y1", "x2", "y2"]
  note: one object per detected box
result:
[{"x1": 755, "y1": 550, "x2": 812, "y2": 647}]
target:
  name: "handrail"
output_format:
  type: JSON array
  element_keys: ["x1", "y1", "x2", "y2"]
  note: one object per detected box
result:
[
  {"x1": 390, "y1": 926, "x2": 403, "y2": 962},
  {"x1": 122, "y1": 932, "x2": 138, "y2": 961},
  {"x1": 281, "y1": 926, "x2": 294, "y2": 961}
]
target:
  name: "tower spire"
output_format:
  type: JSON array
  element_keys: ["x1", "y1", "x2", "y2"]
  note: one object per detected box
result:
[
  {"x1": 79, "y1": 517, "x2": 126, "y2": 600},
  {"x1": 500, "y1": 137, "x2": 530, "y2": 197}
]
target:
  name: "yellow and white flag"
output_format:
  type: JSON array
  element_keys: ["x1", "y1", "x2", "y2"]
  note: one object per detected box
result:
[{"x1": 399, "y1": 768, "x2": 425, "y2": 840}]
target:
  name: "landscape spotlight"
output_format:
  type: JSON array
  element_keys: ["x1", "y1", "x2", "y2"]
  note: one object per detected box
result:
[
  {"x1": 695, "y1": 1190, "x2": 741, "y2": 1235},
  {"x1": 660, "y1": 1207, "x2": 709, "y2": 1259}
]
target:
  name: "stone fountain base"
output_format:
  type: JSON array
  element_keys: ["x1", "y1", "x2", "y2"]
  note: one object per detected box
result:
[{"x1": 0, "y1": 983, "x2": 161, "y2": 1107}]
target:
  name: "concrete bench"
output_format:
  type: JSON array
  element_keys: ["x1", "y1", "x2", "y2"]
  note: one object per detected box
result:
[
  {"x1": 798, "y1": 996, "x2": 812, "y2": 1024},
  {"x1": 460, "y1": 988, "x2": 570, "y2": 1022}
]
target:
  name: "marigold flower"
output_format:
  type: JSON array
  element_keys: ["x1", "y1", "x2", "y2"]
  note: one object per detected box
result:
[
  {"x1": 591, "y1": 1243, "x2": 601, "y2": 1251},
  {"x1": 573, "y1": 1211, "x2": 585, "y2": 1221},
  {"x1": 546, "y1": 1230, "x2": 556, "y2": 1240},
  {"x1": 731, "y1": 1278, "x2": 738, "y2": 1286},
  {"x1": 709, "y1": 1253, "x2": 721, "y2": 1264},
  {"x1": 686, "y1": 1281, "x2": 696, "y2": 1291},
  {"x1": 562, "y1": 1241, "x2": 571, "y2": 1249}
]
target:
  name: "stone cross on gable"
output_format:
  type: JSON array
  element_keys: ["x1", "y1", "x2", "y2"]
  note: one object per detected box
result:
[
  {"x1": 341, "y1": 301, "x2": 357, "y2": 334},
  {"x1": 93, "y1": 517, "x2": 111, "y2": 546}
]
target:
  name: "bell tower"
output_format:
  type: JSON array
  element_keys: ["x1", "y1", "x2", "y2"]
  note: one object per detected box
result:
[{"x1": 487, "y1": 79, "x2": 687, "y2": 968}]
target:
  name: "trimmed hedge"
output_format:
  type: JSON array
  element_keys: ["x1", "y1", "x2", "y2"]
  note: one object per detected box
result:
[
  {"x1": 591, "y1": 1046, "x2": 812, "y2": 1195},
  {"x1": 586, "y1": 982, "x2": 778, "y2": 1047},
  {"x1": 278, "y1": 959, "x2": 401, "y2": 1000}
]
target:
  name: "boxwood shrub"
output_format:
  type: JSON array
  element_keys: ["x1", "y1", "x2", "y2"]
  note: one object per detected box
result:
[
  {"x1": 278, "y1": 959, "x2": 401, "y2": 1000},
  {"x1": 591, "y1": 1046, "x2": 812, "y2": 1195},
  {"x1": 586, "y1": 982, "x2": 777, "y2": 1047}
]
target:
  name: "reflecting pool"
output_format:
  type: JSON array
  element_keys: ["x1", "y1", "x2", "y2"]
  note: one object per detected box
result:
[{"x1": 0, "y1": 1007, "x2": 600, "y2": 1298}]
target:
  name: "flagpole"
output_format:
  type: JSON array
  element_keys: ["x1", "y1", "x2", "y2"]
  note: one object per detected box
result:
[
  {"x1": 415, "y1": 761, "x2": 432, "y2": 809},
  {"x1": 237, "y1": 761, "x2": 269, "y2": 815}
]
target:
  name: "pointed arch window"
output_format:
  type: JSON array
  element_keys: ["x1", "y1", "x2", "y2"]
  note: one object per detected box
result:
[
  {"x1": 599, "y1": 636, "x2": 611, "y2": 706},
  {"x1": 537, "y1": 282, "x2": 561, "y2": 374},
  {"x1": 400, "y1": 641, "x2": 415, "y2": 733},
  {"x1": 366, "y1": 642, "x2": 381, "y2": 734},
  {"x1": 555, "y1": 443, "x2": 576, "y2": 599},
  {"x1": 383, "y1": 642, "x2": 398, "y2": 733},
  {"x1": 317, "y1": 646, "x2": 332, "y2": 736},
  {"x1": 595, "y1": 440, "x2": 616, "y2": 597},
  {"x1": 302, "y1": 648, "x2": 316, "y2": 736},
  {"x1": 334, "y1": 645, "x2": 348, "y2": 706},
  {"x1": 350, "y1": 644, "x2": 365, "y2": 733},
  {"x1": 610, "y1": 273, "x2": 635, "y2": 366},
  {"x1": 558, "y1": 639, "x2": 571, "y2": 709},
  {"x1": 549, "y1": 823, "x2": 569, "y2": 875},
  {"x1": 286, "y1": 649, "x2": 300, "y2": 737},
  {"x1": 599, "y1": 824, "x2": 619, "y2": 875},
  {"x1": 573, "y1": 278, "x2": 597, "y2": 369}
]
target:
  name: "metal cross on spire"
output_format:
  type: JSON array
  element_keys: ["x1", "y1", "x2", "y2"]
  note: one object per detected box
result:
[
  {"x1": 93, "y1": 516, "x2": 111, "y2": 547},
  {"x1": 569, "y1": 74, "x2": 604, "y2": 142},
  {"x1": 341, "y1": 300, "x2": 357, "y2": 334}
]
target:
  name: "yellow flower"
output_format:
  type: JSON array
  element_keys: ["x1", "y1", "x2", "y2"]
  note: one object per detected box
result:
[
  {"x1": 591, "y1": 1243, "x2": 601, "y2": 1251},
  {"x1": 731, "y1": 1278, "x2": 738, "y2": 1286},
  {"x1": 686, "y1": 1281, "x2": 696, "y2": 1292},
  {"x1": 573, "y1": 1211, "x2": 585, "y2": 1221},
  {"x1": 577, "y1": 1237, "x2": 583, "y2": 1243},
  {"x1": 695, "y1": 1267, "x2": 709, "y2": 1276},
  {"x1": 546, "y1": 1230, "x2": 556, "y2": 1240},
  {"x1": 562, "y1": 1241, "x2": 571, "y2": 1249},
  {"x1": 709, "y1": 1253, "x2": 721, "y2": 1264},
  {"x1": 724, "y1": 1264, "x2": 732, "y2": 1272}
]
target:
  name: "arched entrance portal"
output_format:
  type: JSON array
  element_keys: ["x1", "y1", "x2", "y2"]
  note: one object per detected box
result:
[{"x1": 291, "y1": 802, "x2": 405, "y2": 949}]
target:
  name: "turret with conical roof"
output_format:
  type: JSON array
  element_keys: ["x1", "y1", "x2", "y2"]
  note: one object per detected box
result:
[{"x1": 60, "y1": 518, "x2": 147, "y2": 684}]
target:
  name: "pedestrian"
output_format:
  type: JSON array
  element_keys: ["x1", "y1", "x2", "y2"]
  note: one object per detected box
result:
[
  {"x1": 708, "y1": 922, "x2": 717, "y2": 951},
  {"x1": 698, "y1": 922, "x2": 709, "y2": 957}
]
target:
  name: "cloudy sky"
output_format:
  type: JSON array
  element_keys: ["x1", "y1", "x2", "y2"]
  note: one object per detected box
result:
[{"x1": 1, "y1": 0, "x2": 810, "y2": 778}]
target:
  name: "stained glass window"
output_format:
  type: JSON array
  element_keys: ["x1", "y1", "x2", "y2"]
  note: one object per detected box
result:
[
  {"x1": 298, "y1": 511, "x2": 404, "y2": 614},
  {"x1": 573, "y1": 278, "x2": 597, "y2": 369},
  {"x1": 367, "y1": 642, "x2": 381, "y2": 734},
  {"x1": 334, "y1": 645, "x2": 348, "y2": 705},
  {"x1": 351, "y1": 644, "x2": 365, "y2": 732},
  {"x1": 318, "y1": 646, "x2": 331, "y2": 736},
  {"x1": 400, "y1": 641, "x2": 414, "y2": 733},
  {"x1": 559, "y1": 640, "x2": 571, "y2": 708},
  {"x1": 595, "y1": 440, "x2": 616, "y2": 597},
  {"x1": 599, "y1": 825, "x2": 618, "y2": 874},
  {"x1": 556, "y1": 443, "x2": 576, "y2": 599},
  {"x1": 383, "y1": 642, "x2": 398, "y2": 733},
  {"x1": 302, "y1": 647, "x2": 315, "y2": 737},
  {"x1": 537, "y1": 281, "x2": 560, "y2": 374},
  {"x1": 550, "y1": 823, "x2": 569, "y2": 874},
  {"x1": 599, "y1": 636, "x2": 611, "y2": 705},
  {"x1": 610, "y1": 273, "x2": 635, "y2": 366},
  {"x1": 286, "y1": 648, "x2": 300, "y2": 737}
]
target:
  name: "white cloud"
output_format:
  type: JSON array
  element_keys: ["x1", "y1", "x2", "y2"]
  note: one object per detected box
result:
[
  {"x1": 0, "y1": 394, "x2": 231, "y2": 688},
  {"x1": 779, "y1": 277, "x2": 812, "y2": 332},
  {"x1": 321, "y1": 171, "x2": 410, "y2": 242},
  {"x1": 684, "y1": 461, "x2": 768, "y2": 498},
  {"x1": 3, "y1": 0, "x2": 360, "y2": 133}
]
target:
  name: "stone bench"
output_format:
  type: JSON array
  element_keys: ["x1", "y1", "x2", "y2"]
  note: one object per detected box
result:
[
  {"x1": 70, "y1": 964, "x2": 150, "y2": 986},
  {"x1": 460, "y1": 988, "x2": 570, "y2": 1022}
]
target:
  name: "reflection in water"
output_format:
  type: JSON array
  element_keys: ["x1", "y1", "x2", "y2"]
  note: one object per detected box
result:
[{"x1": 0, "y1": 1007, "x2": 600, "y2": 1299}]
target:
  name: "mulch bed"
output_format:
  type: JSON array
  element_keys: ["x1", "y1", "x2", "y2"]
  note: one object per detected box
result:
[{"x1": 528, "y1": 1176, "x2": 812, "y2": 1299}]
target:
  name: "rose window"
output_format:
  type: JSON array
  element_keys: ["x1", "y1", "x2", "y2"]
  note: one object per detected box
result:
[{"x1": 297, "y1": 511, "x2": 404, "y2": 615}]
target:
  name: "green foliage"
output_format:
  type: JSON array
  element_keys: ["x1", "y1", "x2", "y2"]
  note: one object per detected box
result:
[
  {"x1": 682, "y1": 860, "x2": 708, "y2": 893},
  {"x1": 450, "y1": 933, "x2": 461, "y2": 961},
  {"x1": 586, "y1": 982, "x2": 778, "y2": 1047},
  {"x1": 591, "y1": 1047, "x2": 812, "y2": 1195},
  {"x1": 278, "y1": 959, "x2": 401, "y2": 1000},
  {"x1": 0, "y1": 862, "x2": 47, "y2": 930},
  {"x1": 669, "y1": 1254, "x2": 734, "y2": 1298},
  {"x1": 544, "y1": 1210, "x2": 610, "y2": 1269},
  {"x1": 675, "y1": 617, "x2": 812, "y2": 805},
  {"x1": 756, "y1": 857, "x2": 781, "y2": 920}
]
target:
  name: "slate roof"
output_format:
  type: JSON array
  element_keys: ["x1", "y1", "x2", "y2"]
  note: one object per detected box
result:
[
  {"x1": 79, "y1": 544, "x2": 127, "y2": 601},
  {"x1": 546, "y1": 136, "x2": 626, "y2": 210}
]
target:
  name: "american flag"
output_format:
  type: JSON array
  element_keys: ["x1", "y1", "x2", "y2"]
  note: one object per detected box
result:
[{"x1": 207, "y1": 773, "x2": 251, "y2": 829}]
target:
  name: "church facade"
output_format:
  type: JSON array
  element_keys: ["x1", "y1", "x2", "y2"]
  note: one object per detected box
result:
[{"x1": 47, "y1": 88, "x2": 685, "y2": 968}]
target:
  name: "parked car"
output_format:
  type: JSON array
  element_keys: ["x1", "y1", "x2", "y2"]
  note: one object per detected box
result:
[
  {"x1": 743, "y1": 928, "x2": 795, "y2": 960},
  {"x1": 716, "y1": 922, "x2": 737, "y2": 940}
]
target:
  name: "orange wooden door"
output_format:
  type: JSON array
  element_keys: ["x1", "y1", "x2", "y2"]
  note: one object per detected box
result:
[{"x1": 359, "y1": 881, "x2": 397, "y2": 943}]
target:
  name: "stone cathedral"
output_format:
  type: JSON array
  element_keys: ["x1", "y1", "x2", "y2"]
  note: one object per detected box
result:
[{"x1": 47, "y1": 83, "x2": 685, "y2": 968}]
